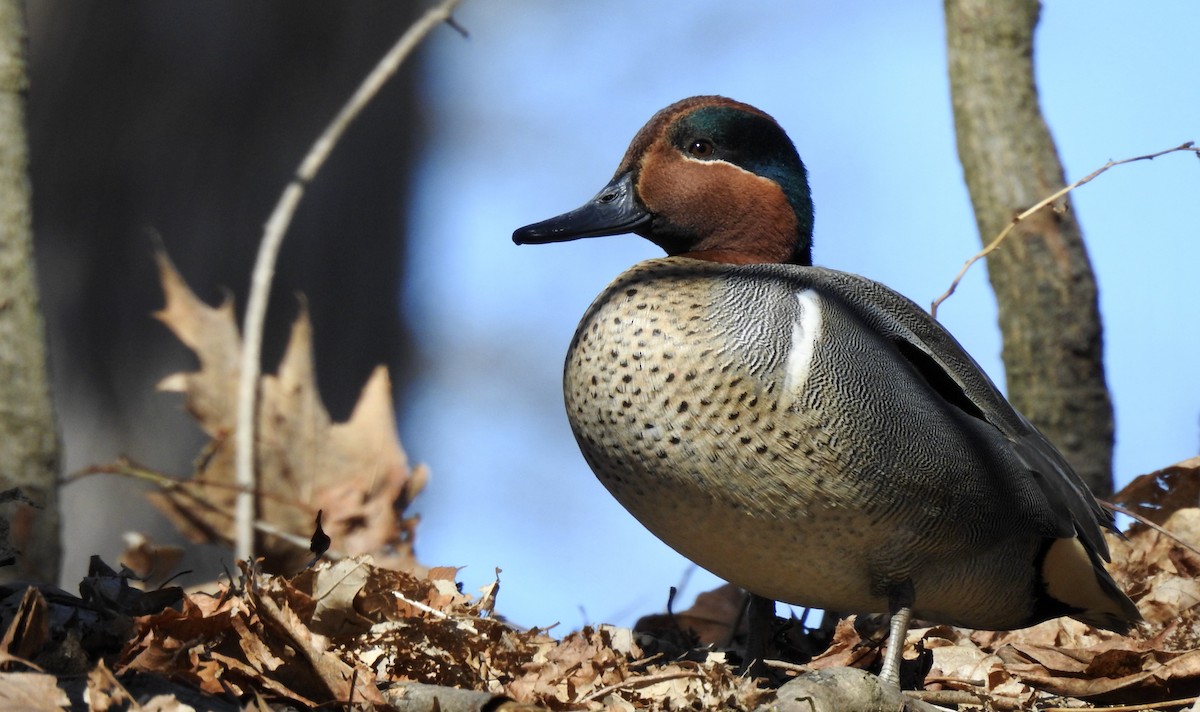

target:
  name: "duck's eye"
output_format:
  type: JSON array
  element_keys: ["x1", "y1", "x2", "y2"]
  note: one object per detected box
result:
[{"x1": 687, "y1": 139, "x2": 715, "y2": 158}]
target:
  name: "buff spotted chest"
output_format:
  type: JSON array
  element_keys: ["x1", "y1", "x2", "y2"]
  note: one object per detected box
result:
[{"x1": 512, "y1": 96, "x2": 1139, "y2": 687}]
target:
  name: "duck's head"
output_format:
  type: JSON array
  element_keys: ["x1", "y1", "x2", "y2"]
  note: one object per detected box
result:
[{"x1": 513, "y1": 96, "x2": 815, "y2": 266}]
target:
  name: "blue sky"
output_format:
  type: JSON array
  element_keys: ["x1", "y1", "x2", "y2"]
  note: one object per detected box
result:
[{"x1": 400, "y1": 2, "x2": 1199, "y2": 631}]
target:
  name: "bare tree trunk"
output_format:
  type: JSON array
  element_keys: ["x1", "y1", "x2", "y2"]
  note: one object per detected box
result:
[
  {"x1": 944, "y1": 0, "x2": 1114, "y2": 494},
  {"x1": 0, "y1": 0, "x2": 61, "y2": 582}
]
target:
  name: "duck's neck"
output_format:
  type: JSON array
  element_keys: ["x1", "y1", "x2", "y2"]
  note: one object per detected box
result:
[
  {"x1": 685, "y1": 244, "x2": 803, "y2": 266},
  {"x1": 680, "y1": 227, "x2": 812, "y2": 266}
]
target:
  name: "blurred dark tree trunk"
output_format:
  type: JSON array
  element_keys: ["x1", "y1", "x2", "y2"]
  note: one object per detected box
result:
[
  {"x1": 0, "y1": 0, "x2": 61, "y2": 583},
  {"x1": 26, "y1": 2, "x2": 421, "y2": 583},
  {"x1": 944, "y1": 0, "x2": 1114, "y2": 494}
]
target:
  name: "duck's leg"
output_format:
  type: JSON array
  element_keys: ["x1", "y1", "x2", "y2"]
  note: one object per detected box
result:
[
  {"x1": 877, "y1": 605, "x2": 913, "y2": 688},
  {"x1": 743, "y1": 592, "x2": 775, "y2": 675}
]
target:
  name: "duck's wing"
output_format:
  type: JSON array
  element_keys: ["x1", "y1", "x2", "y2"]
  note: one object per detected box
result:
[{"x1": 791, "y1": 265, "x2": 1115, "y2": 560}]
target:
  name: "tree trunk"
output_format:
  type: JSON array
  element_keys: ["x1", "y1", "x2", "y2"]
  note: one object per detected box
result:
[
  {"x1": 0, "y1": 0, "x2": 61, "y2": 582},
  {"x1": 944, "y1": 0, "x2": 1114, "y2": 494}
]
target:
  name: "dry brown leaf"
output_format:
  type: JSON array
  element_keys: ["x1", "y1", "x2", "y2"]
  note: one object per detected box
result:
[
  {"x1": 1112, "y1": 456, "x2": 1200, "y2": 530},
  {"x1": 923, "y1": 625, "x2": 1004, "y2": 685},
  {"x1": 309, "y1": 558, "x2": 375, "y2": 636},
  {"x1": 119, "y1": 533, "x2": 185, "y2": 587},
  {"x1": 150, "y1": 250, "x2": 425, "y2": 573},
  {"x1": 137, "y1": 695, "x2": 195, "y2": 712},
  {"x1": 0, "y1": 672, "x2": 70, "y2": 711},
  {"x1": 119, "y1": 594, "x2": 238, "y2": 685},
  {"x1": 802, "y1": 616, "x2": 877, "y2": 672},
  {"x1": 207, "y1": 648, "x2": 320, "y2": 706},
  {"x1": 477, "y1": 570, "x2": 501, "y2": 617},
  {"x1": 635, "y1": 583, "x2": 744, "y2": 649},
  {"x1": 87, "y1": 661, "x2": 135, "y2": 711},
  {"x1": 0, "y1": 587, "x2": 48, "y2": 664},
  {"x1": 254, "y1": 586, "x2": 388, "y2": 707},
  {"x1": 111, "y1": 558, "x2": 778, "y2": 711}
]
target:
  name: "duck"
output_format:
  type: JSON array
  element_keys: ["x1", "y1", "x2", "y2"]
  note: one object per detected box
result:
[{"x1": 511, "y1": 95, "x2": 1140, "y2": 687}]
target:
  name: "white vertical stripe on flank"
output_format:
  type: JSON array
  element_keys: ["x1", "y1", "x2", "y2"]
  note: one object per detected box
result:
[{"x1": 783, "y1": 289, "x2": 822, "y2": 402}]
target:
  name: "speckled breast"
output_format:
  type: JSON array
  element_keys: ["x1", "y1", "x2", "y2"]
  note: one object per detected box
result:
[
  {"x1": 562, "y1": 257, "x2": 885, "y2": 610},
  {"x1": 561, "y1": 257, "x2": 1046, "y2": 624}
]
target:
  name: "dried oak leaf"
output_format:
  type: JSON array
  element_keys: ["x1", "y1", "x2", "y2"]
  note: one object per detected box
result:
[
  {"x1": 87, "y1": 660, "x2": 136, "y2": 711},
  {"x1": 0, "y1": 671, "x2": 71, "y2": 711},
  {"x1": 119, "y1": 533, "x2": 185, "y2": 588},
  {"x1": 253, "y1": 582, "x2": 387, "y2": 707},
  {"x1": 151, "y1": 250, "x2": 426, "y2": 573},
  {"x1": 285, "y1": 559, "x2": 522, "y2": 693},
  {"x1": 121, "y1": 562, "x2": 386, "y2": 708},
  {"x1": 635, "y1": 583, "x2": 743, "y2": 650},
  {"x1": 119, "y1": 592, "x2": 237, "y2": 684},
  {"x1": 1111, "y1": 456, "x2": 1200, "y2": 531},
  {"x1": 121, "y1": 559, "x2": 775, "y2": 711},
  {"x1": 0, "y1": 587, "x2": 49, "y2": 664},
  {"x1": 802, "y1": 616, "x2": 876, "y2": 672},
  {"x1": 920, "y1": 625, "x2": 1021, "y2": 700},
  {"x1": 505, "y1": 625, "x2": 636, "y2": 708},
  {"x1": 1110, "y1": 507, "x2": 1200, "y2": 650}
]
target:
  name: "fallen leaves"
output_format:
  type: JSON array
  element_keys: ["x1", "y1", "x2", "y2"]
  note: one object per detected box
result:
[
  {"x1": 1112, "y1": 456, "x2": 1200, "y2": 530},
  {"x1": 0, "y1": 558, "x2": 181, "y2": 676},
  {"x1": 108, "y1": 557, "x2": 766, "y2": 711},
  {"x1": 0, "y1": 672, "x2": 71, "y2": 711},
  {"x1": 25, "y1": 473, "x2": 1197, "y2": 710}
]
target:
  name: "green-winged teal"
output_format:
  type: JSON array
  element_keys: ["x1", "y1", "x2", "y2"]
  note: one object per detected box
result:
[{"x1": 512, "y1": 95, "x2": 1139, "y2": 686}]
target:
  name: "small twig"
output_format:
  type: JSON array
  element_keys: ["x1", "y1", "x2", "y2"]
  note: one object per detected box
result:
[
  {"x1": 252, "y1": 518, "x2": 327, "y2": 555},
  {"x1": 627, "y1": 651, "x2": 664, "y2": 668},
  {"x1": 579, "y1": 670, "x2": 704, "y2": 704},
  {"x1": 74, "y1": 458, "x2": 338, "y2": 558},
  {"x1": 393, "y1": 590, "x2": 451, "y2": 620},
  {"x1": 1043, "y1": 696, "x2": 1198, "y2": 712},
  {"x1": 69, "y1": 458, "x2": 307, "y2": 513},
  {"x1": 233, "y1": 0, "x2": 467, "y2": 562},
  {"x1": 931, "y1": 141, "x2": 1198, "y2": 319},
  {"x1": 392, "y1": 591, "x2": 479, "y2": 635},
  {"x1": 761, "y1": 658, "x2": 807, "y2": 674},
  {"x1": 905, "y1": 689, "x2": 997, "y2": 708},
  {"x1": 1105, "y1": 500, "x2": 1200, "y2": 559}
]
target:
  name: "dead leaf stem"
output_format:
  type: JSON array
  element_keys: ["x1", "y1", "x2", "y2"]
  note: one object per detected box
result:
[
  {"x1": 578, "y1": 669, "x2": 705, "y2": 704},
  {"x1": 75, "y1": 459, "x2": 333, "y2": 557},
  {"x1": 393, "y1": 590, "x2": 451, "y2": 620},
  {"x1": 1105, "y1": 500, "x2": 1200, "y2": 559},
  {"x1": 1043, "y1": 696, "x2": 1198, "y2": 712},
  {"x1": 931, "y1": 142, "x2": 1198, "y2": 319},
  {"x1": 234, "y1": 0, "x2": 467, "y2": 561}
]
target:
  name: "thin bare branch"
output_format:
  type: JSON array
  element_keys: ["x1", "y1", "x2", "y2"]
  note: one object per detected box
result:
[
  {"x1": 1104, "y1": 500, "x2": 1200, "y2": 559},
  {"x1": 1043, "y1": 696, "x2": 1198, "y2": 712},
  {"x1": 76, "y1": 458, "x2": 335, "y2": 557},
  {"x1": 931, "y1": 141, "x2": 1198, "y2": 319},
  {"x1": 579, "y1": 670, "x2": 705, "y2": 704},
  {"x1": 233, "y1": 0, "x2": 467, "y2": 562}
]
